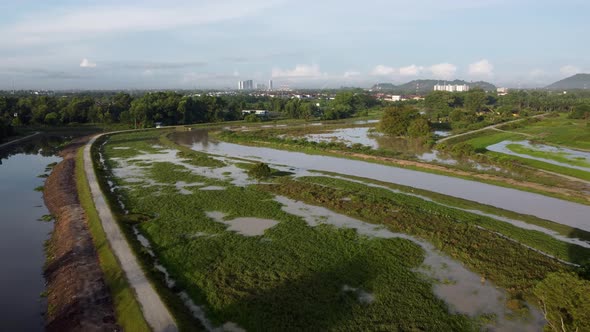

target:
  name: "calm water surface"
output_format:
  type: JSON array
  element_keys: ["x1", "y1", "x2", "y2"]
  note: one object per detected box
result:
[{"x1": 0, "y1": 138, "x2": 62, "y2": 331}]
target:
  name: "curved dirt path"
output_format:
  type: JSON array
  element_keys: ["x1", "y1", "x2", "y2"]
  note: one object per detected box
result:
[
  {"x1": 83, "y1": 135, "x2": 178, "y2": 332},
  {"x1": 437, "y1": 114, "x2": 546, "y2": 143}
]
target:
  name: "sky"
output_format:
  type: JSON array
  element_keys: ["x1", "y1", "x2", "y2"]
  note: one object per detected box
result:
[{"x1": 0, "y1": 0, "x2": 588, "y2": 90}]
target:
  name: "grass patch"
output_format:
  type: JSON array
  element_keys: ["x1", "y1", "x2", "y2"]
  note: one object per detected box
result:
[
  {"x1": 75, "y1": 147, "x2": 151, "y2": 331},
  {"x1": 513, "y1": 114, "x2": 590, "y2": 150}
]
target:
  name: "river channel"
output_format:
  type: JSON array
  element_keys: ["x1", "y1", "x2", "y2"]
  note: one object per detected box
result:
[
  {"x1": 0, "y1": 137, "x2": 63, "y2": 331},
  {"x1": 172, "y1": 129, "x2": 590, "y2": 231}
]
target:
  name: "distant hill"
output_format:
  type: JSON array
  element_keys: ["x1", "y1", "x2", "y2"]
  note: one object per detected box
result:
[
  {"x1": 545, "y1": 73, "x2": 590, "y2": 90},
  {"x1": 371, "y1": 83, "x2": 397, "y2": 91},
  {"x1": 371, "y1": 79, "x2": 496, "y2": 94}
]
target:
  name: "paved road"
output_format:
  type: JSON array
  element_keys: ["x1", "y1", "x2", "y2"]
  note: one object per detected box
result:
[
  {"x1": 437, "y1": 114, "x2": 546, "y2": 143},
  {"x1": 83, "y1": 135, "x2": 178, "y2": 332}
]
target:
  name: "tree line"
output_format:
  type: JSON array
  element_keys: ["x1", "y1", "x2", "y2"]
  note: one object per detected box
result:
[
  {"x1": 0, "y1": 91, "x2": 382, "y2": 140},
  {"x1": 421, "y1": 89, "x2": 589, "y2": 132}
]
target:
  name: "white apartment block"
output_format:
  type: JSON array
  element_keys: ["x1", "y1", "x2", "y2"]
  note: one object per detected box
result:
[{"x1": 433, "y1": 84, "x2": 470, "y2": 92}]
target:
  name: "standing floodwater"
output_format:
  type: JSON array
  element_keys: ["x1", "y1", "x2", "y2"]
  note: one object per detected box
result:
[{"x1": 0, "y1": 138, "x2": 62, "y2": 331}]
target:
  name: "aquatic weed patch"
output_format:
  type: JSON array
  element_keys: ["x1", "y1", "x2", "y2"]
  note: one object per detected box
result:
[{"x1": 99, "y1": 131, "x2": 481, "y2": 331}]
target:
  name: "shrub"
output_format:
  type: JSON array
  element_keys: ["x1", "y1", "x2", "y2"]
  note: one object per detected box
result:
[{"x1": 248, "y1": 162, "x2": 272, "y2": 179}]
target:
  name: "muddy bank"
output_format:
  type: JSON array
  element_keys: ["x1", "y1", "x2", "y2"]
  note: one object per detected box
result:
[{"x1": 43, "y1": 137, "x2": 119, "y2": 331}]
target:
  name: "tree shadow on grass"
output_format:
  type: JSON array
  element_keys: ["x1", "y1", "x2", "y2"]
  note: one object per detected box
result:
[{"x1": 217, "y1": 256, "x2": 377, "y2": 331}]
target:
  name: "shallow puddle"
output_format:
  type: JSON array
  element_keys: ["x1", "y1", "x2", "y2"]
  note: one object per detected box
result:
[{"x1": 206, "y1": 211, "x2": 278, "y2": 236}]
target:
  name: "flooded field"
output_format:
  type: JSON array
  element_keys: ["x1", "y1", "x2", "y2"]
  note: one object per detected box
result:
[
  {"x1": 278, "y1": 192, "x2": 546, "y2": 330},
  {"x1": 0, "y1": 137, "x2": 63, "y2": 331},
  {"x1": 487, "y1": 140, "x2": 590, "y2": 172},
  {"x1": 172, "y1": 129, "x2": 590, "y2": 231},
  {"x1": 93, "y1": 129, "x2": 590, "y2": 331}
]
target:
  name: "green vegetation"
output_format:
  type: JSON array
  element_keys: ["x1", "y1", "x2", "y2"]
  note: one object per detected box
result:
[
  {"x1": 248, "y1": 162, "x2": 272, "y2": 179},
  {"x1": 75, "y1": 147, "x2": 151, "y2": 331},
  {"x1": 258, "y1": 176, "x2": 577, "y2": 304},
  {"x1": 533, "y1": 272, "x2": 590, "y2": 332},
  {"x1": 510, "y1": 113, "x2": 590, "y2": 150},
  {"x1": 39, "y1": 214, "x2": 54, "y2": 222},
  {"x1": 377, "y1": 105, "x2": 431, "y2": 138},
  {"x1": 98, "y1": 131, "x2": 481, "y2": 331}
]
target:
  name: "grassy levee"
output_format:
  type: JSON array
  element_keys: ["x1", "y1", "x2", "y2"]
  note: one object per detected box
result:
[
  {"x1": 214, "y1": 129, "x2": 590, "y2": 205},
  {"x1": 91, "y1": 132, "x2": 206, "y2": 332},
  {"x1": 75, "y1": 147, "x2": 151, "y2": 331},
  {"x1": 314, "y1": 170, "x2": 590, "y2": 243},
  {"x1": 98, "y1": 130, "x2": 485, "y2": 331},
  {"x1": 258, "y1": 177, "x2": 574, "y2": 304}
]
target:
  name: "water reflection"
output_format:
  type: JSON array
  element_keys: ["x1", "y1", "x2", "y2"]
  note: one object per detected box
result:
[
  {"x1": 0, "y1": 136, "x2": 64, "y2": 331},
  {"x1": 171, "y1": 129, "x2": 590, "y2": 231}
]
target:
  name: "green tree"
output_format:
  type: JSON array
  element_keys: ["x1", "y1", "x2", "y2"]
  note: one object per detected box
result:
[
  {"x1": 407, "y1": 118, "x2": 431, "y2": 138},
  {"x1": 464, "y1": 88, "x2": 487, "y2": 112},
  {"x1": 377, "y1": 106, "x2": 419, "y2": 136}
]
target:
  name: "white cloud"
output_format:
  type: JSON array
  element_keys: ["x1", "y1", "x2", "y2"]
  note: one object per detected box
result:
[
  {"x1": 343, "y1": 71, "x2": 361, "y2": 78},
  {"x1": 271, "y1": 64, "x2": 325, "y2": 78},
  {"x1": 0, "y1": 0, "x2": 282, "y2": 47},
  {"x1": 560, "y1": 65, "x2": 580, "y2": 77},
  {"x1": 399, "y1": 64, "x2": 423, "y2": 76},
  {"x1": 80, "y1": 58, "x2": 97, "y2": 68},
  {"x1": 468, "y1": 59, "x2": 493, "y2": 77},
  {"x1": 529, "y1": 68, "x2": 546, "y2": 79},
  {"x1": 428, "y1": 63, "x2": 457, "y2": 79},
  {"x1": 370, "y1": 65, "x2": 397, "y2": 76}
]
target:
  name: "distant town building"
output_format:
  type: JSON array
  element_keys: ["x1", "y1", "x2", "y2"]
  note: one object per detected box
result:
[
  {"x1": 241, "y1": 109, "x2": 269, "y2": 116},
  {"x1": 268, "y1": 80, "x2": 273, "y2": 90},
  {"x1": 256, "y1": 83, "x2": 266, "y2": 90},
  {"x1": 497, "y1": 87, "x2": 508, "y2": 96},
  {"x1": 433, "y1": 84, "x2": 470, "y2": 92},
  {"x1": 238, "y1": 80, "x2": 254, "y2": 90},
  {"x1": 391, "y1": 95, "x2": 401, "y2": 102}
]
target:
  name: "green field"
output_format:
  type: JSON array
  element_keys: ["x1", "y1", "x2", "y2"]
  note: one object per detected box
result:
[
  {"x1": 512, "y1": 114, "x2": 590, "y2": 151},
  {"x1": 88, "y1": 130, "x2": 590, "y2": 330}
]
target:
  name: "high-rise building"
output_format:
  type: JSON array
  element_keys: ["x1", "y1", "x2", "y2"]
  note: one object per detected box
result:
[
  {"x1": 238, "y1": 80, "x2": 254, "y2": 90},
  {"x1": 268, "y1": 80, "x2": 273, "y2": 91}
]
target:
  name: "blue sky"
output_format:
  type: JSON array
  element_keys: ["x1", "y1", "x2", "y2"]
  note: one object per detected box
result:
[{"x1": 0, "y1": 0, "x2": 588, "y2": 89}]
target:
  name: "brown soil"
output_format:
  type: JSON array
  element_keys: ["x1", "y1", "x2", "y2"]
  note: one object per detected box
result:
[{"x1": 43, "y1": 136, "x2": 120, "y2": 332}]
